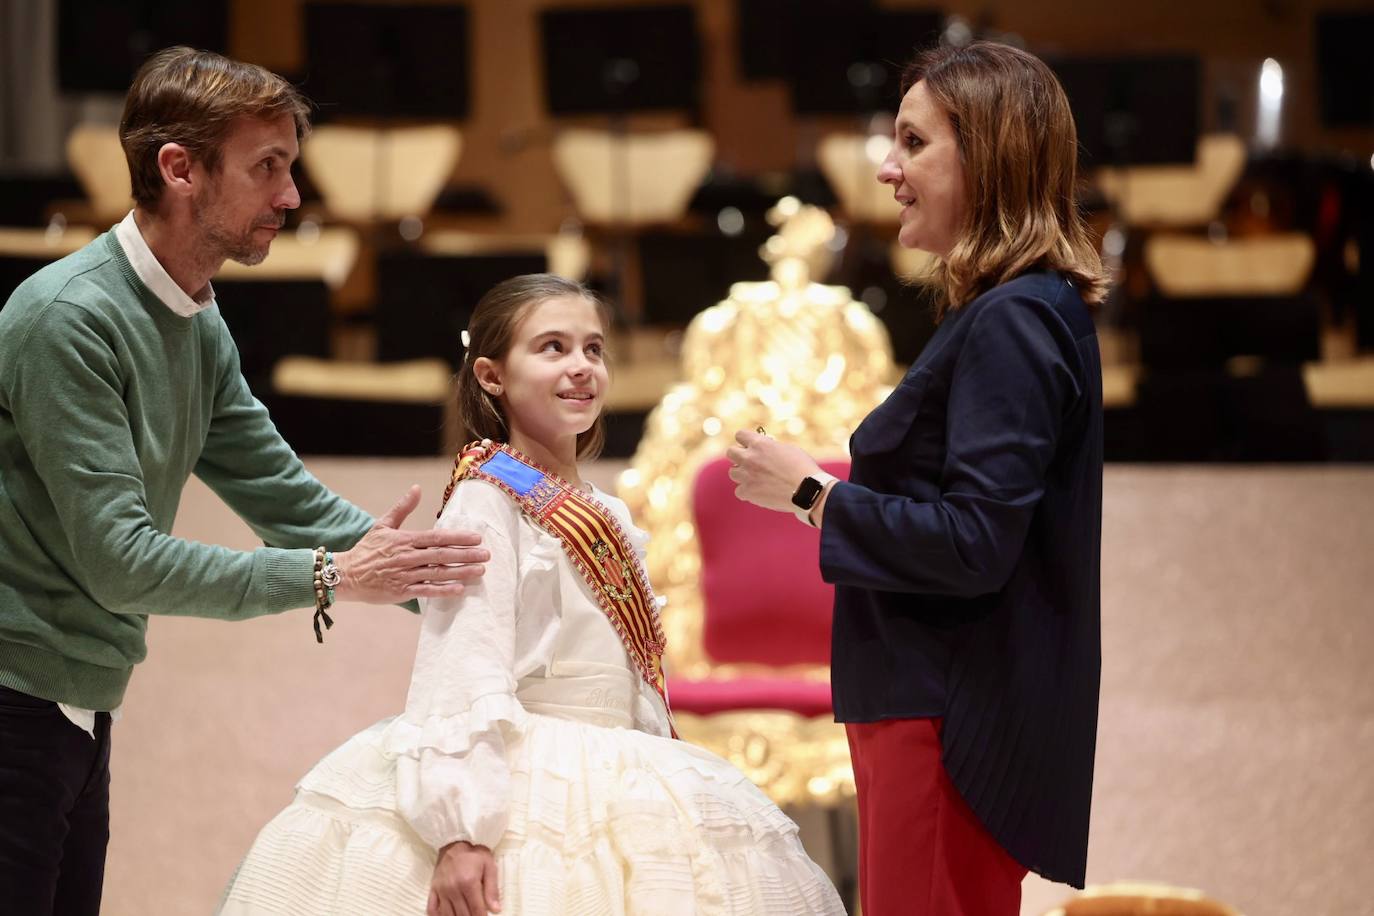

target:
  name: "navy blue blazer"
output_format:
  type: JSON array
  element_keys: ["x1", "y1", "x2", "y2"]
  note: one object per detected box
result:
[{"x1": 820, "y1": 269, "x2": 1102, "y2": 887}]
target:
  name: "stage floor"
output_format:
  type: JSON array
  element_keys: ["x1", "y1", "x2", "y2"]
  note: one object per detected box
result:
[{"x1": 98, "y1": 459, "x2": 1374, "y2": 916}]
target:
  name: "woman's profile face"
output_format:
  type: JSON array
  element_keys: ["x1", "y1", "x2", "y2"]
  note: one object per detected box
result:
[{"x1": 877, "y1": 80, "x2": 967, "y2": 258}]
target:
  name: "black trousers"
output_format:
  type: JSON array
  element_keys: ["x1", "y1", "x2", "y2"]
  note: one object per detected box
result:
[{"x1": 0, "y1": 684, "x2": 111, "y2": 916}]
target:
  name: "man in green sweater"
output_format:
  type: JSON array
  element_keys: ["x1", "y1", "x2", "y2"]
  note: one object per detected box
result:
[{"x1": 0, "y1": 48, "x2": 488, "y2": 915}]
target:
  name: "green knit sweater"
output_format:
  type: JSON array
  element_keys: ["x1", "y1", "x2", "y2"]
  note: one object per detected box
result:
[{"x1": 0, "y1": 231, "x2": 374, "y2": 710}]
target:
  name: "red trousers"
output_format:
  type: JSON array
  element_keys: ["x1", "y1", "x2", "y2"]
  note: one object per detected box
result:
[{"x1": 845, "y1": 718, "x2": 1027, "y2": 916}]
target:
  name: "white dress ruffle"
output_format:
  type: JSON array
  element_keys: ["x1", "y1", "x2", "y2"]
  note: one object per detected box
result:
[
  {"x1": 219, "y1": 712, "x2": 843, "y2": 915},
  {"x1": 219, "y1": 478, "x2": 845, "y2": 915}
]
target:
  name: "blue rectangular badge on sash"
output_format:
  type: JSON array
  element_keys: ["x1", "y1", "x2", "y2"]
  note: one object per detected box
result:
[{"x1": 482, "y1": 450, "x2": 546, "y2": 496}]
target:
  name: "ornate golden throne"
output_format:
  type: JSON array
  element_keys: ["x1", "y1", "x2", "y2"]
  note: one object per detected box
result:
[{"x1": 618, "y1": 198, "x2": 897, "y2": 808}]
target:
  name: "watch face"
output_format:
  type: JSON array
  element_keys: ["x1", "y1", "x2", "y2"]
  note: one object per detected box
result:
[{"x1": 791, "y1": 476, "x2": 825, "y2": 511}]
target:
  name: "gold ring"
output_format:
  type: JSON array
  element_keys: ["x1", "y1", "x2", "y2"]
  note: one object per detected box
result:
[{"x1": 756, "y1": 425, "x2": 767, "y2": 435}]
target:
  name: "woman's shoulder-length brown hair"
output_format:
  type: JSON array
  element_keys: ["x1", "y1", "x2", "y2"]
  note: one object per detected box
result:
[{"x1": 902, "y1": 41, "x2": 1108, "y2": 316}]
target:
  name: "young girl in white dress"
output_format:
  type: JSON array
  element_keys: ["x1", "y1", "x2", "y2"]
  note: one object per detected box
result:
[{"x1": 219, "y1": 275, "x2": 846, "y2": 916}]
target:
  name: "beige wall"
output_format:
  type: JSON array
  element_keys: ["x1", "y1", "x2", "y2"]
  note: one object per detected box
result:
[{"x1": 230, "y1": 0, "x2": 1374, "y2": 234}]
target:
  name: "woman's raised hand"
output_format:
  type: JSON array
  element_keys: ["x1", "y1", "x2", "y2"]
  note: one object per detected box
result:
[{"x1": 726, "y1": 429, "x2": 823, "y2": 513}]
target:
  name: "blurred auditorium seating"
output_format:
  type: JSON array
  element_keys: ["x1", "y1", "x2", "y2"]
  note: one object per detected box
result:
[
  {"x1": 817, "y1": 132, "x2": 899, "y2": 224},
  {"x1": 1140, "y1": 233, "x2": 1320, "y2": 368},
  {"x1": 213, "y1": 227, "x2": 360, "y2": 386},
  {"x1": 1302, "y1": 356, "x2": 1374, "y2": 459},
  {"x1": 0, "y1": 225, "x2": 96, "y2": 306},
  {"x1": 551, "y1": 128, "x2": 713, "y2": 226},
  {"x1": 1145, "y1": 233, "x2": 1314, "y2": 299},
  {"x1": 207, "y1": 224, "x2": 453, "y2": 456},
  {"x1": 1303, "y1": 358, "x2": 1374, "y2": 407},
  {"x1": 373, "y1": 245, "x2": 546, "y2": 368},
  {"x1": 2, "y1": 21, "x2": 1367, "y2": 466},
  {"x1": 215, "y1": 275, "x2": 332, "y2": 386},
  {"x1": 300, "y1": 124, "x2": 463, "y2": 223},
  {"x1": 230, "y1": 227, "x2": 597, "y2": 456},
  {"x1": 550, "y1": 127, "x2": 721, "y2": 333},
  {"x1": 421, "y1": 230, "x2": 590, "y2": 285},
  {"x1": 217, "y1": 226, "x2": 360, "y2": 290},
  {"x1": 1131, "y1": 231, "x2": 1326, "y2": 460},
  {"x1": 636, "y1": 223, "x2": 773, "y2": 324},
  {"x1": 65, "y1": 123, "x2": 132, "y2": 225},
  {"x1": 266, "y1": 355, "x2": 455, "y2": 456},
  {"x1": 0, "y1": 174, "x2": 86, "y2": 229},
  {"x1": 1096, "y1": 134, "x2": 1247, "y2": 228}
]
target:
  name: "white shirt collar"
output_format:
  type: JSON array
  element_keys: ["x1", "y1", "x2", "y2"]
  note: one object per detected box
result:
[{"x1": 114, "y1": 211, "x2": 215, "y2": 318}]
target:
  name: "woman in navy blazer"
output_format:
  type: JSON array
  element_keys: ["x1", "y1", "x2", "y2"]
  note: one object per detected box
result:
[{"x1": 729, "y1": 42, "x2": 1106, "y2": 916}]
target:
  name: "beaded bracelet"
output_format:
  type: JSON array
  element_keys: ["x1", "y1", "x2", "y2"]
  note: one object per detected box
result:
[
  {"x1": 323, "y1": 552, "x2": 337, "y2": 606},
  {"x1": 311, "y1": 546, "x2": 334, "y2": 643}
]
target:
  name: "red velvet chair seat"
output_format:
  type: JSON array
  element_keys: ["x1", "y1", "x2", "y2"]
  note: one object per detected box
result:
[
  {"x1": 669, "y1": 456, "x2": 851, "y2": 721},
  {"x1": 668, "y1": 676, "x2": 833, "y2": 718},
  {"x1": 691, "y1": 456, "x2": 851, "y2": 667},
  {"x1": 666, "y1": 457, "x2": 856, "y2": 820}
]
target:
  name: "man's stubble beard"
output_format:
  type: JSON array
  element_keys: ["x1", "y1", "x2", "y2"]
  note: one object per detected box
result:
[{"x1": 192, "y1": 181, "x2": 272, "y2": 267}]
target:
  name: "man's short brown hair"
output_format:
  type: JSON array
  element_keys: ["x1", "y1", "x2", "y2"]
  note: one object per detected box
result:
[{"x1": 119, "y1": 46, "x2": 311, "y2": 209}]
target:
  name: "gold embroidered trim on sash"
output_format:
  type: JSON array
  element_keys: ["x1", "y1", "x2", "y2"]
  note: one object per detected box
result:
[{"x1": 440, "y1": 442, "x2": 674, "y2": 732}]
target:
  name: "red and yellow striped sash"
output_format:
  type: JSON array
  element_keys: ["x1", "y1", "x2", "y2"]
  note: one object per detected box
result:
[{"x1": 441, "y1": 442, "x2": 673, "y2": 727}]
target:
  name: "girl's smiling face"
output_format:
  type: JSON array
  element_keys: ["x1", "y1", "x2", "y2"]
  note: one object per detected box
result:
[{"x1": 476, "y1": 294, "x2": 609, "y2": 463}]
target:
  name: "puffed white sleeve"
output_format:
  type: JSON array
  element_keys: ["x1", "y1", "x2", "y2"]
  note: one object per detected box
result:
[{"x1": 386, "y1": 482, "x2": 526, "y2": 851}]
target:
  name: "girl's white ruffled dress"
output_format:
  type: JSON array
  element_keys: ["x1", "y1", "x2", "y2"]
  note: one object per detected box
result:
[{"x1": 219, "y1": 478, "x2": 846, "y2": 915}]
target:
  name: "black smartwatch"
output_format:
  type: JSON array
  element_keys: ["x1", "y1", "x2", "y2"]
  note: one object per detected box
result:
[{"x1": 790, "y1": 472, "x2": 838, "y2": 525}]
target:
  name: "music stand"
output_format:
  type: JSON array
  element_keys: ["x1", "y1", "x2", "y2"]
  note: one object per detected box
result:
[
  {"x1": 1048, "y1": 55, "x2": 1201, "y2": 169},
  {"x1": 375, "y1": 250, "x2": 547, "y2": 368},
  {"x1": 1049, "y1": 55, "x2": 1201, "y2": 326},
  {"x1": 638, "y1": 225, "x2": 771, "y2": 325},
  {"x1": 539, "y1": 5, "x2": 705, "y2": 325},
  {"x1": 214, "y1": 279, "x2": 332, "y2": 395},
  {"x1": 738, "y1": 0, "x2": 943, "y2": 114},
  {"x1": 303, "y1": 3, "x2": 471, "y2": 120},
  {"x1": 539, "y1": 5, "x2": 700, "y2": 117},
  {"x1": 57, "y1": 0, "x2": 228, "y2": 93},
  {"x1": 1315, "y1": 12, "x2": 1374, "y2": 129},
  {"x1": 784, "y1": 4, "x2": 945, "y2": 115}
]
